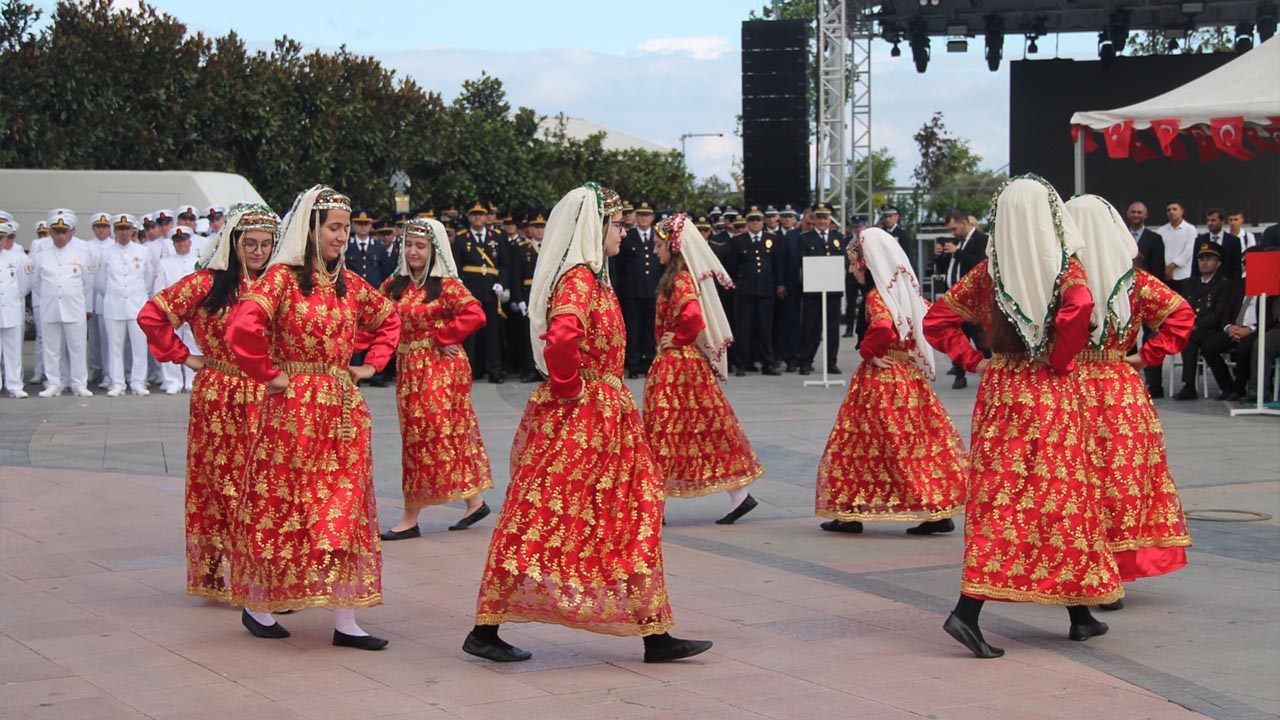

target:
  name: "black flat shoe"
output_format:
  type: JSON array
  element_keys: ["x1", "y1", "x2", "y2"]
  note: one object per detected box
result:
[
  {"x1": 380, "y1": 525, "x2": 421, "y2": 541},
  {"x1": 943, "y1": 612, "x2": 1003, "y2": 659},
  {"x1": 715, "y1": 495, "x2": 758, "y2": 525},
  {"x1": 1069, "y1": 620, "x2": 1109, "y2": 641},
  {"x1": 906, "y1": 518, "x2": 955, "y2": 535},
  {"x1": 1099, "y1": 600, "x2": 1124, "y2": 611},
  {"x1": 449, "y1": 502, "x2": 491, "y2": 531},
  {"x1": 819, "y1": 519, "x2": 863, "y2": 534},
  {"x1": 333, "y1": 630, "x2": 388, "y2": 650},
  {"x1": 643, "y1": 637, "x2": 713, "y2": 663},
  {"x1": 242, "y1": 609, "x2": 290, "y2": 639},
  {"x1": 463, "y1": 631, "x2": 532, "y2": 662},
  {"x1": 952, "y1": 376, "x2": 967, "y2": 389}
]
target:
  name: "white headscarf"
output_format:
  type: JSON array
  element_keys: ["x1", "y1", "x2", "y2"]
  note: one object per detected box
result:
[
  {"x1": 658, "y1": 213, "x2": 735, "y2": 380},
  {"x1": 528, "y1": 184, "x2": 615, "y2": 376},
  {"x1": 1065, "y1": 194, "x2": 1136, "y2": 347},
  {"x1": 270, "y1": 185, "x2": 350, "y2": 270},
  {"x1": 197, "y1": 202, "x2": 280, "y2": 272},
  {"x1": 987, "y1": 175, "x2": 1087, "y2": 357},
  {"x1": 857, "y1": 227, "x2": 937, "y2": 380},
  {"x1": 396, "y1": 218, "x2": 458, "y2": 281}
]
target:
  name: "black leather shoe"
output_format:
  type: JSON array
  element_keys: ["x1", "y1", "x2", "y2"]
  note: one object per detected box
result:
[
  {"x1": 643, "y1": 637, "x2": 713, "y2": 663},
  {"x1": 798, "y1": 365, "x2": 812, "y2": 376},
  {"x1": 735, "y1": 368, "x2": 746, "y2": 377},
  {"x1": 943, "y1": 613, "x2": 1004, "y2": 658},
  {"x1": 1099, "y1": 600, "x2": 1124, "y2": 611},
  {"x1": 829, "y1": 365, "x2": 841, "y2": 375},
  {"x1": 761, "y1": 366, "x2": 781, "y2": 376},
  {"x1": 906, "y1": 518, "x2": 955, "y2": 535},
  {"x1": 1216, "y1": 391, "x2": 1242, "y2": 401},
  {"x1": 449, "y1": 502, "x2": 491, "y2": 531},
  {"x1": 368, "y1": 377, "x2": 388, "y2": 388},
  {"x1": 521, "y1": 371, "x2": 543, "y2": 383},
  {"x1": 488, "y1": 373, "x2": 505, "y2": 385},
  {"x1": 1147, "y1": 385, "x2": 1165, "y2": 399},
  {"x1": 1069, "y1": 620, "x2": 1109, "y2": 641},
  {"x1": 333, "y1": 630, "x2": 388, "y2": 650},
  {"x1": 380, "y1": 525, "x2": 421, "y2": 541},
  {"x1": 627, "y1": 370, "x2": 641, "y2": 379},
  {"x1": 463, "y1": 631, "x2": 532, "y2": 662},
  {"x1": 715, "y1": 495, "x2": 757, "y2": 525},
  {"x1": 1172, "y1": 385, "x2": 1197, "y2": 401},
  {"x1": 952, "y1": 376, "x2": 967, "y2": 390},
  {"x1": 842, "y1": 330, "x2": 854, "y2": 338},
  {"x1": 242, "y1": 610, "x2": 290, "y2": 639},
  {"x1": 947, "y1": 365, "x2": 962, "y2": 377},
  {"x1": 819, "y1": 519, "x2": 863, "y2": 533},
  {"x1": 785, "y1": 363, "x2": 797, "y2": 373}
]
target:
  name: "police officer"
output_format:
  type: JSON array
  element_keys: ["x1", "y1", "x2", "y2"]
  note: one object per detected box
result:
[
  {"x1": 31, "y1": 211, "x2": 95, "y2": 397},
  {"x1": 797, "y1": 203, "x2": 844, "y2": 375},
  {"x1": 617, "y1": 202, "x2": 661, "y2": 378},
  {"x1": 707, "y1": 210, "x2": 737, "y2": 372},
  {"x1": 510, "y1": 213, "x2": 545, "y2": 382},
  {"x1": 346, "y1": 208, "x2": 391, "y2": 289},
  {"x1": 1174, "y1": 242, "x2": 1240, "y2": 401},
  {"x1": 843, "y1": 215, "x2": 867, "y2": 339},
  {"x1": 727, "y1": 206, "x2": 781, "y2": 376},
  {"x1": 453, "y1": 202, "x2": 510, "y2": 383},
  {"x1": 880, "y1": 205, "x2": 915, "y2": 271},
  {"x1": 777, "y1": 204, "x2": 803, "y2": 371}
]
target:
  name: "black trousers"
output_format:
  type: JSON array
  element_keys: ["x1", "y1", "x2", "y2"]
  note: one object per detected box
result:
[
  {"x1": 620, "y1": 296, "x2": 656, "y2": 372},
  {"x1": 1232, "y1": 329, "x2": 1280, "y2": 395},
  {"x1": 801, "y1": 292, "x2": 841, "y2": 366},
  {"x1": 951, "y1": 322, "x2": 986, "y2": 379},
  {"x1": 507, "y1": 309, "x2": 534, "y2": 375},
  {"x1": 735, "y1": 294, "x2": 776, "y2": 369},
  {"x1": 1182, "y1": 327, "x2": 1235, "y2": 390},
  {"x1": 1140, "y1": 325, "x2": 1164, "y2": 390},
  {"x1": 466, "y1": 299, "x2": 503, "y2": 378}
]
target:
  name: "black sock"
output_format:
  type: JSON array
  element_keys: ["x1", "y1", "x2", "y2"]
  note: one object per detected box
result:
[
  {"x1": 953, "y1": 595, "x2": 984, "y2": 626},
  {"x1": 1067, "y1": 606, "x2": 1097, "y2": 626},
  {"x1": 643, "y1": 632, "x2": 674, "y2": 650},
  {"x1": 471, "y1": 624, "x2": 501, "y2": 643}
]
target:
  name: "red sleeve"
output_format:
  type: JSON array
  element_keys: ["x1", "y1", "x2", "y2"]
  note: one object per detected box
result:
[
  {"x1": 350, "y1": 272, "x2": 401, "y2": 371},
  {"x1": 672, "y1": 298, "x2": 706, "y2": 346},
  {"x1": 1047, "y1": 261, "x2": 1094, "y2": 375},
  {"x1": 434, "y1": 278, "x2": 486, "y2": 346},
  {"x1": 923, "y1": 301, "x2": 985, "y2": 372},
  {"x1": 543, "y1": 313, "x2": 584, "y2": 399},
  {"x1": 226, "y1": 266, "x2": 289, "y2": 383},
  {"x1": 1140, "y1": 299, "x2": 1194, "y2": 367},
  {"x1": 859, "y1": 290, "x2": 894, "y2": 360},
  {"x1": 137, "y1": 300, "x2": 191, "y2": 364}
]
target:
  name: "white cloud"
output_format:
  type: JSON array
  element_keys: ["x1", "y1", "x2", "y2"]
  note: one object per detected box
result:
[
  {"x1": 635, "y1": 36, "x2": 731, "y2": 61},
  {"x1": 110, "y1": 0, "x2": 141, "y2": 12}
]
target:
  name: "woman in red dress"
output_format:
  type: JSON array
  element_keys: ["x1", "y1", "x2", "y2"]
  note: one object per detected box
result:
[
  {"x1": 465, "y1": 183, "x2": 711, "y2": 664},
  {"x1": 923, "y1": 176, "x2": 1121, "y2": 659},
  {"x1": 645, "y1": 213, "x2": 763, "y2": 524},
  {"x1": 137, "y1": 203, "x2": 278, "y2": 603},
  {"x1": 378, "y1": 217, "x2": 493, "y2": 540},
  {"x1": 226, "y1": 186, "x2": 401, "y2": 650},
  {"x1": 1066, "y1": 194, "x2": 1194, "y2": 600},
  {"x1": 816, "y1": 228, "x2": 967, "y2": 535}
]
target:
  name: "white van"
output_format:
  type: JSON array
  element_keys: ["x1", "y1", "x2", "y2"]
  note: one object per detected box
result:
[{"x1": 0, "y1": 169, "x2": 266, "y2": 249}]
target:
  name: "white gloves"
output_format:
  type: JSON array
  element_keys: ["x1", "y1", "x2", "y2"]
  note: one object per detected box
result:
[
  {"x1": 518, "y1": 301, "x2": 528, "y2": 316},
  {"x1": 493, "y1": 283, "x2": 510, "y2": 302}
]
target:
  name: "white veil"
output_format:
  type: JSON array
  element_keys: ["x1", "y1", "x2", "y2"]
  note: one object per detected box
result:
[
  {"x1": 1064, "y1": 194, "x2": 1136, "y2": 347},
  {"x1": 858, "y1": 227, "x2": 937, "y2": 380},
  {"x1": 659, "y1": 213, "x2": 735, "y2": 380}
]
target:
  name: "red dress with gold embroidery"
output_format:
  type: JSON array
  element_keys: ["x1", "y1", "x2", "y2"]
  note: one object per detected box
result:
[
  {"x1": 225, "y1": 266, "x2": 400, "y2": 612},
  {"x1": 924, "y1": 259, "x2": 1122, "y2": 605},
  {"x1": 382, "y1": 276, "x2": 492, "y2": 510},
  {"x1": 475, "y1": 265, "x2": 673, "y2": 636},
  {"x1": 137, "y1": 270, "x2": 263, "y2": 602},
  {"x1": 643, "y1": 270, "x2": 762, "y2": 498},
  {"x1": 1077, "y1": 270, "x2": 1194, "y2": 582},
  {"x1": 817, "y1": 289, "x2": 967, "y2": 522}
]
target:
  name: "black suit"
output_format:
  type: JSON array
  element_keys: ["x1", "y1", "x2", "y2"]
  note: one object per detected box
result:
[
  {"x1": 798, "y1": 228, "x2": 845, "y2": 368},
  {"x1": 939, "y1": 229, "x2": 990, "y2": 380},
  {"x1": 346, "y1": 236, "x2": 391, "y2": 290},
  {"x1": 453, "y1": 229, "x2": 510, "y2": 379},
  {"x1": 707, "y1": 232, "x2": 737, "y2": 370},
  {"x1": 1230, "y1": 293, "x2": 1280, "y2": 396},
  {"x1": 727, "y1": 231, "x2": 779, "y2": 370},
  {"x1": 1132, "y1": 227, "x2": 1168, "y2": 391},
  {"x1": 885, "y1": 224, "x2": 916, "y2": 272},
  {"x1": 1181, "y1": 272, "x2": 1238, "y2": 389},
  {"x1": 509, "y1": 238, "x2": 540, "y2": 378},
  {"x1": 1192, "y1": 232, "x2": 1243, "y2": 286},
  {"x1": 1260, "y1": 224, "x2": 1280, "y2": 251},
  {"x1": 616, "y1": 227, "x2": 661, "y2": 373}
]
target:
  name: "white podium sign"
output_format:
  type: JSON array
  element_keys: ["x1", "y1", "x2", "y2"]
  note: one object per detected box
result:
[{"x1": 801, "y1": 255, "x2": 847, "y2": 388}]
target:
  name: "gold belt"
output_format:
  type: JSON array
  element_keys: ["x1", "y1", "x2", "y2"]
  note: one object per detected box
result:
[
  {"x1": 461, "y1": 265, "x2": 499, "y2": 276},
  {"x1": 1077, "y1": 348, "x2": 1125, "y2": 363},
  {"x1": 579, "y1": 368, "x2": 622, "y2": 391},
  {"x1": 887, "y1": 349, "x2": 912, "y2": 363},
  {"x1": 276, "y1": 361, "x2": 359, "y2": 441},
  {"x1": 522, "y1": 279, "x2": 533, "y2": 286},
  {"x1": 398, "y1": 337, "x2": 435, "y2": 354},
  {"x1": 204, "y1": 357, "x2": 247, "y2": 378}
]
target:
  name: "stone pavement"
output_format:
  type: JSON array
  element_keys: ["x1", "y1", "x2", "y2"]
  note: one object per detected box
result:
[{"x1": 2, "y1": 339, "x2": 1278, "y2": 720}]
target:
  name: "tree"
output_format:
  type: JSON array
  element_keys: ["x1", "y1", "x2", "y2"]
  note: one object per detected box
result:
[
  {"x1": 912, "y1": 112, "x2": 1003, "y2": 221},
  {"x1": 1125, "y1": 27, "x2": 1234, "y2": 56}
]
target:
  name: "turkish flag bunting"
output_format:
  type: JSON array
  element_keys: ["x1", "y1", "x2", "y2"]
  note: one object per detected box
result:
[
  {"x1": 1188, "y1": 125, "x2": 1222, "y2": 162},
  {"x1": 1209, "y1": 116, "x2": 1254, "y2": 160},
  {"x1": 1103, "y1": 121, "x2": 1133, "y2": 159},
  {"x1": 1131, "y1": 133, "x2": 1158, "y2": 163},
  {"x1": 1244, "y1": 124, "x2": 1280, "y2": 153},
  {"x1": 1071, "y1": 125, "x2": 1100, "y2": 154},
  {"x1": 1151, "y1": 118, "x2": 1181, "y2": 156}
]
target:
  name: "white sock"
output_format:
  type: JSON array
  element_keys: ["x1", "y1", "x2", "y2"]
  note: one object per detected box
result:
[
  {"x1": 334, "y1": 609, "x2": 367, "y2": 636},
  {"x1": 727, "y1": 487, "x2": 749, "y2": 511},
  {"x1": 246, "y1": 609, "x2": 277, "y2": 627}
]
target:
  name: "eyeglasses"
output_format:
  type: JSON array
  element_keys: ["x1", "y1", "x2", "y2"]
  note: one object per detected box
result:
[
  {"x1": 610, "y1": 222, "x2": 626, "y2": 231},
  {"x1": 241, "y1": 240, "x2": 274, "y2": 253}
]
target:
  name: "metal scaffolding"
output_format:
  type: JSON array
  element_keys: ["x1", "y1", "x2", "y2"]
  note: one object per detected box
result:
[
  {"x1": 815, "y1": 0, "x2": 847, "y2": 224},
  {"x1": 848, "y1": 5, "x2": 874, "y2": 221}
]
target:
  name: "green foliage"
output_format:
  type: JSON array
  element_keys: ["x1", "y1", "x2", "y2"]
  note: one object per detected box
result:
[
  {"x1": 912, "y1": 112, "x2": 1004, "y2": 222},
  {"x1": 1125, "y1": 27, "x2": 1235, "y2": 56},
  {"x1": 0, "y1": 0, "x2": 717, "y2": 216}
]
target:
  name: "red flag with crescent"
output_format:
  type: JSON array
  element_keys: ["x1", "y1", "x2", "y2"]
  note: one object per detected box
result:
[
  {"x1": 1188, "y1": 125, "x2": 1222, "y2": 162},
  {"x1": 1071, "y1": 125, "x2": 1100, "y2": 154},
  {"x1": 1209, "y1": 117, "x2": 1253, "y2": 160},
  {"x1": 1151, "y1": 118, "x2": 1182, "y2": 157},
  {"x1": 1131, "y1": 133, "x2": 1158, "y2": 163},
  {"x1": 1103, "y1": 121, "x2": 1133, "y2": 159},
  {"x1": 1244, "y1": 124, "x2": 1280, "y2": 153}
]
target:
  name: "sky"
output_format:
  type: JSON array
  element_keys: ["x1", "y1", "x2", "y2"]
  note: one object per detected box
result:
[{"x1": 67, "y1": 0, "x2": 1107, "y2": 185}]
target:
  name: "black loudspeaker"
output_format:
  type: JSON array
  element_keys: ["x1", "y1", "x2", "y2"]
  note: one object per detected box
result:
[{"x1": 742, "y1": 20, "x2": 811, "y2": 208}]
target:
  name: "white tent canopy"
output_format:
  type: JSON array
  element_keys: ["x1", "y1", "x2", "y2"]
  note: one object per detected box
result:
[{"x1": 1071, "y1": 35, "x2": 1280, "y2": 130}]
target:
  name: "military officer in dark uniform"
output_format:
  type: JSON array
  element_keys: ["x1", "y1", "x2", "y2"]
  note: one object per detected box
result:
[
  {"x1": 374, "y1": 217, "x2": 400, "y2": 277},
  {"x1": 454, "y1": 202, "x2": 511, "y2": 383},
  {"x1": 1174, "y1": 242, "x2": 1240, "y2": 400},
  {"x1": 797, "y1": 203, "x2": 845, "y2": 375},
  {"x1": 880, "y1": 205, "x2": 915, "y2": 272},
  {"x1": 509, "y1": 214, "x2": 545, "y2": 382},
  {"x1": 777, "y1": 204, "x2": 803, "y2": 371},
  {"x1": 843, "y1": 215, "x2": 868, "y2": 340},
  {"x1": 346, "y1": 208, "x2": 391, "y2": 289},
  {"x1": 617, "y1": 202, "x2": 662, "y2": 378},
  {"x1": 727, "y1": 206, "x2": 781, "y2": 376},
  {"x1": 695, "y1": 216, "x2": 712, "y2": 239},
  {"x1": 621, "y1": 201, "x2": 636, "y2": 231}
]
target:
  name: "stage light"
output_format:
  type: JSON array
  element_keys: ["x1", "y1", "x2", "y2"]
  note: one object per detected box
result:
[
  {"x1": 1260, "y1": 4, "x2": 1278, "y2": 42},
  {"x1": 1097, "y1": 31, "x2": 1116, "y2": 68},
  {"x1": 1235, "y1": 23, "x2": 1254, "y2": 52},
  {"x1": 891, "y1": 42, "x2": 902, "y2": 57},
  {"x1": 1166, "y1": 36, "x2": 1179, "y2": 51},
  {"x1": 909, "y1": 19, "x2": 930, "y2": 73},
  {"x1": 946, "y1": 23, "x2": 968, "y2": 36},
  {"x1": 1108, "y1": 10, "x2": 1130, "y2": 53},
  {"x1": 984, "y1": 14, "x2": 1004, "y2": 71},
  {"x1": 947, "y1": 39, "x2": 968, "y2": 52},
  {"x1": 1027, "y1": 36, "x2": 1039, "y2": 54}
]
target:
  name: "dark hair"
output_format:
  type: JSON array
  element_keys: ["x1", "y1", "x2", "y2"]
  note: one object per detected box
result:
[
  {"x1": 1166, "y1": 200, "x2": 1184, "y2": 210},
  {"x1": 202, "y1": 230, "x2": 247, "y2": 315},
  {"x1": 385, "y1": 253, "x2": 442, "y2": 303},
  {"x1": 1227, "y1": 208, "x2": 1245, "y2": 219},
  {"x1": 656, "y1": 252, "x2": 688, "y2": 299},
  {"x1": 1206, "y1": 207, "x2": 1226, "y2": 221},
  {"x1": 945, "y1": 209, "x2": 968, "y2": 224},
  {"x1": 295, "y1": 208, "x2": 347, "y2": 298},
  {"x1": 986, "y1": 295, "x2": 1046, "y2": 354}
]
